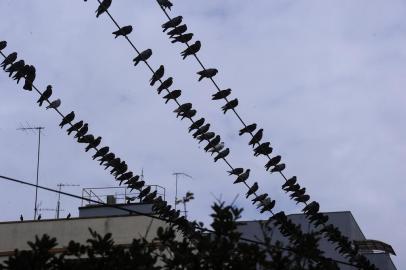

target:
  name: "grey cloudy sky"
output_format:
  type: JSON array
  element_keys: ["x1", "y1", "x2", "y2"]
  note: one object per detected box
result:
[{"x1": 0, "y1": 0, "x2": 404, "y2": 267}]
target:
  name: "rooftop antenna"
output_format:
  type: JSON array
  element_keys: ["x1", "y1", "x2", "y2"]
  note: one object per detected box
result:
[
  {"x1": 17, "y1": 123, "x2": 45, "y2": 220},
  {"x1": 172, "y1": 172, "x2": 192, "y2": 210},
  {"x1": 56, "y1": 183, "x2": 80, "y2": 219}
]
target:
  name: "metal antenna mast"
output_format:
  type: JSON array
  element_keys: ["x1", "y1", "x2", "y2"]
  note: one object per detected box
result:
[
  {"x1": 172, "y1": 172, "x2": 192, "y2": 210},
  {"x1": 56, "y1": 183, "x2": 80, "y2": 219},
  {"x1": 17, "y1": 124, "x2": 45, "y2": 220}
]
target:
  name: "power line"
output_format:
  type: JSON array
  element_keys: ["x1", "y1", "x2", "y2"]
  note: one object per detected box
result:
[{"x1": 0, "y1": 174, "x2": 359, "y2": 268}]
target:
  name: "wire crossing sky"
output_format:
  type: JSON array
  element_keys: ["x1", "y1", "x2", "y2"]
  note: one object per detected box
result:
[{"x1": 0, "y1": 0, "x2": 404, "y2": 268}]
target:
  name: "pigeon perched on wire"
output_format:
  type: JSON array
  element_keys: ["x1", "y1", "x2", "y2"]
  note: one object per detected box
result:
[
  {"x1": 95, "y1": 0, "x2": 112, "y2": 18},
  {"x1": 197, "y1": 132, "x2": 215, "y2": 143},
  {"x1": 150, "y1": 65, "x2": 164, "y2": 86},
  {"x1": 208, "y1": 142, "x2": 224, "y2": 155},
  {"x1": 254, "y1": 142, "x2": 273, "y2": 157},
  {"x1": 188, "y1": 118, "x2": 204, "y2": 133},
  {"x1": 133, "y1": 49, "x2": 152, "y2": 67},
  {"x1": 46, "y1": 99, "x2": 61, "y2": 110},
  {"x1": 162, "y1": 16, "x2": 183, "y2": 32},
  {"x1": 0, "y1": 41, "x2": 7, "y2": 51},
  {"x1": 260, "y1": 199, "x2": 276, "y2": 213},
  {"x1": 289, "y1": 188, "x2": 306, "y2": 199},
  {"x1": 221, "y1": 99, "x2": 238, "y2": 114},
  {"x1": 192, "y1": 123, "x2": 210, "y2": 138},
  {"x1": 138, "y1": 186, "x2": 151, "y2": 199},
  {"x1": 6, "y1": 59, "x2": 24, "y2": 77},
  {"x1": 303, "y1": 201, "x2": 320, "y2": 217},
  {"x1": 181, "y1": 41, "x2": 201, "y2": 59},
  {"x1": 227, "y1": 168, "x2": 243, "y2": 176},
  {"x1": 1, "y1": 52, "x2": 17, "y2": 70},
  {"x1": 59, "y1": 111, "x2": 75, "y2": 128},
  {"x1": 78, "y1": 134, "x2": 94, "y2": 144},
  {"x1": 167, "y1": 24, "x2": 187, "y2": 37},
  {"x1": 143, "y1": 190, "x2": 158, "y2": 202},
  {"x1": 171, "y1": 33, "x2": 193, "y2": 44},
  {"x1": 265, "y1": 155, "x2": 281, "y2": 171},
  {"x1": 246, "y1": 182, "x2": 258, "y2": 198},
  {"x1": 270, "y1": 163, "x2": 285, "y2": 173},
  {"x1": 75, "y1": 123, "x2": 88, "y2": 139},
  {"x1": 281, "y1": 176, "x2": 297, "y2": 190},
  {"x1": 104, "y1": 157, "x2": 120, "y2": 170},
  {"x1": 309, "y1": 213, "x2": 329, "y2": 227},
  {"x1": 234, "y1": 169, "x2": 250, "y2": 184},
  {"x1": 112, "y1": 25, "x2": 133, "y2": 38},
  {"x1": 180, "y1": 109, "x2": 196, "y2": 120},
  {"x1": 92, "y1": 146, "x2": 109, "y2": 160},
  {"x1": 157, "y1": 77, "x2": 173, "y2": 94},
  {"x1": 117, "y1": 171, "x2": 133, "y2": 183},
  {"x1": 23, "y1": 65, "x2": 36, "y2": 91},
  {"x1": 174, "y1": 103, "x2": 192, "y2": 117},
  {"x1": 239, "y1": 123, "x2": 257, "y2": 136},
  {"x1": 212, "y1": 89, "x2": 231, "y2": 100},
  {"x1": 157, "y1": 0, "x2": 173, "y2": 10},
  {"x1": 163, "y1": 90, "x2": 181, "y2": 103},
  {"x1": 204, "y1": 135, "x2": 220, "y2": 152},
  {"x1": 252, "y1": 193, "x2": 268, "y2": 204},
  {"x1": 12, "y1": 64, "x2": 30, "y2": 83},
  {"x1": 214, "y1": 148, "x2": 229, "y2": 162},
  {"x1": 67, "y1": 120, "x2": 83, "y2": 135},
  {"x1": 99, "y1": 152, "x2": 115, "y2": 165},
  {"x1": 112, "y1": 161, "x2": 127, "y2": 176},
  {"x1": 294, "y1": 194, "x2": 310, "y2": 204},
  {"x1": 197, "y1": 68, "x2": 218, "y2": 81},
  {"x1": 128, "y1": 180, "x2": 144, "y2": 191},
  {"x1": 85, "y1": 136, "x2": 101, "y2": 152},
  {"x1": 248, "y1": 129, "x2": 263, "y2": 147}
]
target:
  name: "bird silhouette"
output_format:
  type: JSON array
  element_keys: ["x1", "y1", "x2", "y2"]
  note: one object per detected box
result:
[
  {"x1": 252, "y1": 193, "x2": 268, "y2": 204},
  {"x1": 281, "y1": 176, "x2": 297, "y2": 190},
  {"x1": 162, "y1": 16, "x2": 183, "y2": 32},
  {"x1": 112, "y1": 25, "x2": 133, "y2": 38},
  {"x1": 163, "y1": 89, "x2": 181, "y2": 104},
  {"x1": 234, "y1": 169, "x2": 250, "y2": 184},
  {"x1": 246, "y1": 182, "x2": 258, "y2": 198},
  {"x1": 294, "y1": 194, "x2": 310, "y2": 204},
  {"x1": 150, "y1": 65, "x2": 164, "y2": 86},
  {"x1": 99, "y1": 152, "x2": 115, "y2": 165},
  {"x1": 12, "y1": 64, "x2": 30, "y2": 83},
  {"x1": 188, "y1": 118, "x2": 204, "y2": 133},
  {"x1": 67, "y1": 213, "x2": 71, "y2": 219},
  {"x1": 104, "y1": 157, "x2": 120, "y2": 170},
  {"x1": 174, "y1": 103, "x2": 192, "y2": 117},
  {"x1": 208, "y1": 142, "x2": 225, "y2": 155},
  {"x1": 284, "y1": 183, "x2": 300, "y2": 194},
  {"x1": 197, "y1": 132, "x2": 215, "y2": 143},
  {"x1": 221, "y1": 98, "x2": 238, "y2": 114},
  {"x1": 37, "y1": 214, "x2": 42, "y2": 220},
  {"x1": 290, "y1": 188, "x2": 306, "y2": 199},
  {"x1": 0, "y1": 40, "x2": 7, "y2": 51},
  {"x1": 20, "y1": 214, "x2": 23, "y2": 221},
  {"x1": 59, "y1": 111, "x2": 75, "y2": 128},
  {"x1": 212, "y1": 89, "x2": 231, "y2": 100},
  {"x1": 128, "y1": 180, "x2": 144, "y2": 191},
  {"x1": 309, "y1": 213, "x2": 329, "y2": 227},
  {"x1": 167, "y1": 24, "x2": 187, "y2": 37},
  {"x1": 157, "y1": 0, "x2": 173, "y2": 10},
  {"x1": 227, "y1": 168, "x2": 243, "y2": 176},
  {"x1": 270, "y1": 163, "x2": 285, "y2": 173},
  {"x1": 1, "y1": 52, "x2": 17, "y2": 70},
  {"x1": 248, "y1": 129, "x2": 263, "y2": 147},
  {"x1": 254, "y1": 142, "x2": 273, "y2": 157},
  {"x1": 37, "y1": 85, "x2": 52, "y2": 107},
  {"x1": 117, "y1": 171, "x2": 133, "y2": 184},
  {"x1": 23, "y1": 65, "x2": 36, "y2": 91},
  {"x1": 85, "y1": 136, "x2": 101, "y2": 152},
  {"x1": 260, "y1": 199, "x2": 276, "y2": 213},
  {"x1": 204, "y1": 135, "x2": 220, "y2": 152},
  {"x1": 180, "y1": 109, "x2": 196, "y2": 120},
  {"x1": 95, "y1": 0, "x2": 112, "y2": 18},
  {"x1": 157, "y1": 77, "x2": 173, "y2": 94},
  {"x1": 192, "y1": 123, "x2": 210, "y2": 138},
  {"x1": 112, "y1": 161, "x2": 128, "y2": 176},
  {"x1": 6, "y1": 59, "x2": 24, "y2": 77},
  {"x1": 303, "y1": 201, "x2": 319, "y2": 216},
  {"x1": 92, "y1": 146, "x2": 109, "y2": 160},
  {"x1": 239, "y1": 123, "x2": 257, "y2": 136},
  {"x1": 181, "y1": 41, "x2": 201, "y2": 59},
  {"x1": 46, "y1": 99, "x2": 61, "y2": 110},
  {"x1": 214, "y1": 148, "x2": 229, "y2": 162},
  {"x1": 143, "y1": 190, "x2": 157, "y2": 202},
  {"x1": 138, "y1": 186, "x2": 151, "y2": 199},
  {"x1": 133, "y1": 49, "x2": 152, "y2": 66},
  {"x1": 171, "y1": 33, "x2": 193, "y2": 44},
  {"x1": 197, "y1": 68, "x2": 218, "y2": 81},
  {"x1": 78, "y1": 134, "x2": 95, "y2": 144},
  {"x1": 74, "y1": 123, "x2": 88, "y2": 139},
  {"x1": 67, "y1": 120, "x2": 84, "y2": 135},
  {"x1": 265, "y1": 155, "x2": 281, "y2": 171}
]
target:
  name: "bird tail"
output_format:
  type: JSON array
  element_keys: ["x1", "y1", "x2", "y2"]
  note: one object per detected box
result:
[
  {"x1": 134, "y1": 60, "x2": 140, "y2": 67},
  {"x1": 198, "y1": 76, "x2": 203, "y2": 82}
]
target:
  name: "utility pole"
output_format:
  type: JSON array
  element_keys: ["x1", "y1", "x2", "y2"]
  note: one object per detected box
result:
[
  {"x1": 18, "y1": 124, "x2": 45, "y2": 220},
  {"x1": 56, "y1": 183, "x2": 80, "y2": 219},
  {"x1": 172, "y1": 172, "x2": 192, "y2": 210}
]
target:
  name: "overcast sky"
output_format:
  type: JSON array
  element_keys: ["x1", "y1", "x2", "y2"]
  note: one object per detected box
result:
[{"x1": 0, "y1": 0, "x2": 404, "y2": 267}]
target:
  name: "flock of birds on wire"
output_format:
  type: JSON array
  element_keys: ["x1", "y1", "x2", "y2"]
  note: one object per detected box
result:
[{"x1": 0, "y1": 1, "x2": 378, "y2": 268}]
